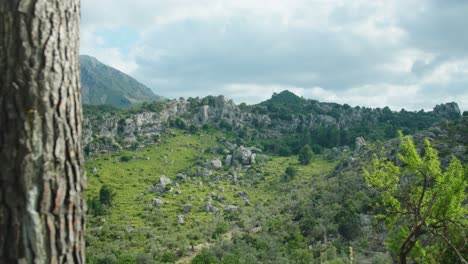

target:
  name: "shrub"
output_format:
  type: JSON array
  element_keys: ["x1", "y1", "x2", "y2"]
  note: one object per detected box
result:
[{"x1": 192, "y1": 250, "x2": 219, "y2": 264}]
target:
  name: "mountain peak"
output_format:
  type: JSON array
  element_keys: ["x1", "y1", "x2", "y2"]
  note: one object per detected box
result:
[
  {"x1": 80, "y1": 55, "x2": 163, "y2": 108},
  {"x1": 263, "y1": 90, "x2": 304, "y2": 105}
]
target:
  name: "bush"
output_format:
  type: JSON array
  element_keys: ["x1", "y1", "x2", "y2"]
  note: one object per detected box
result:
[
  {"x1": 120, "y1": 156, "x2": 132, "y2": 162},
  {"x1": 192, "y1": 250, "x2": 219, "y2": 264},
  {"x1": 99, "y1": 185, "x2": 115, "y2": 206}
]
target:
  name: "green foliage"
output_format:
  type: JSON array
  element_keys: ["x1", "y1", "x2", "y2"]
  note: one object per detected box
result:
[
  {"x1": 298, "y1": 144, "x2": 313, "y2": 165},
  {"x1": 99, "y1": 185, "x2": 115, "y2": 206},
  {"x1": 192, "y1": 250, "x2": 219, "y2": 264},
  {"x1": 120, "y1": 156, "x2": 132, "y2": 162},
  {"x1": 364, "y1": 132, "x2": 468, "y2": 263},
  {"x1": 174, "y1": 117, "x2": 187, "y2": 130},
  {"x1": 283, "y1": 166, "x2": 298, "y2": 181}
]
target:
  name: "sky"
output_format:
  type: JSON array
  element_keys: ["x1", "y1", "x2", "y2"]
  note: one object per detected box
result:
[{"x1": 81, "y1": 0, "x2": 468, "y2": 111}]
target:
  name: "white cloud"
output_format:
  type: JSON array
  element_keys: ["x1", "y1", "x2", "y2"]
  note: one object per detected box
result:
[{"x1": 80, "y1": 0, "x2": 468, "y2": 111}]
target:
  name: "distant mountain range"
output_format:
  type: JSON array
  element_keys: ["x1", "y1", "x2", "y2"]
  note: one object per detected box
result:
[{"x1": 80, "y1": 55, "x2": 164, "y2": 108}]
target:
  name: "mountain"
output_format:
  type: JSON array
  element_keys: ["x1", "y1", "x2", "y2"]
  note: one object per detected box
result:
[{"x1": 80, "y1": 55, "x2": 163, "y2": 108}]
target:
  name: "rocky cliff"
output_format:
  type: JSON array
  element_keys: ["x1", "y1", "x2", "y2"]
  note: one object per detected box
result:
[{"x1": 83, "y1": 92, "x2": 462, "y2": 155}]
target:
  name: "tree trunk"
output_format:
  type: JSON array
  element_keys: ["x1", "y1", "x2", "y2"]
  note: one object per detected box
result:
[{"x1": 0, "y1": 0, "x2": 85, "y2": 263}]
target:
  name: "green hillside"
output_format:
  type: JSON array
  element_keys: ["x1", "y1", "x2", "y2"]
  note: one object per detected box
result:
[{"x1": 84, "y1": 116, "x2": 468, "y2": 263}]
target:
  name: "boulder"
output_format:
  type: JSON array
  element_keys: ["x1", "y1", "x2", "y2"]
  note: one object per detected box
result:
[
  {"x1": 224, "y1": 205, "x2": 238, "y2": 212},
  {"x1": 177, "y1": 215, "x2": 185, "y2": 224},
  {"x1": 244, "y1": 199, "x2": 252, "y2": 206},
  {"x1": 235, "y1": 146, "x2": 252, "y2": 165},
  {"x1": 144, "y1": 205, "x2": 153, "y2": 211},
  {"x1": 204, "y1": 202, "x2": 218, "y2": 213},
  {"x1": 160, "y1": 175, "x2": 172, "y2": 186},
  {"x1": 198, "y1": 168, "x2": 213, "y2": 177},
  {"x1": 216, "y1": 195, "x2": 225, "y2": 203},
  {"x1": 225, "y1": 155, "x2": 233, "y2": 166},
  {"x1": 210, "y1": 159, "x2": 223, "y2": 169},
  {"x1": 236, "y1": 190, "x2": 249, "y2": 199},
  {"x1": 92, "y1": 167, "x2": 98, "y2": 174},
  {"x1": 183, "y1": 204, "x2": 192, "y2": 213},
  {"x1": 152, "y1": 198, "x2": 163, "y2": 207},
  {"x1": 250, "y1": 153, "x2": 257, "y2": 164}
]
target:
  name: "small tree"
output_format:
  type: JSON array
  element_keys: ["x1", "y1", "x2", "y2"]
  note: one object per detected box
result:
[
  {"x1": 298, "y1": 144, "x2": 313, "y2": 165},
  {"x1": 364, "y1": 132, "x2": 467, "y2": 264},
  {"x1": 99, "y1": 185, "x2": 115, "y2": 206}
]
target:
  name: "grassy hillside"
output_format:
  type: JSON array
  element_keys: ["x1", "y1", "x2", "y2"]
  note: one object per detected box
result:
[
  {"x1": 85, "y1": 117, "x2": 468, "y2": 263},
  {"x1": 85, "y1": 129, "x2": 356, "y2": 263}
]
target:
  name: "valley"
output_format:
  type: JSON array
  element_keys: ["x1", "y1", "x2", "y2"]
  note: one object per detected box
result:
[{"x1": 82, "y1": 88, "x2": 467, "y2": 263}]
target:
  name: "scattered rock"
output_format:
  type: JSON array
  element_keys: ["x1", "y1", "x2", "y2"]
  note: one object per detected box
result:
[
  {"x1": 234, "y1": 146, "x2": 253, "y2": 165},
  {"x1": 224, "y1": 205, "x2": 238, "y2": 212},
  {"x1": 216, "y1": 195, "x2": 225, "y2": 203},
  {"x1": 160, "y1": 175, "x2": 172, "y2": 186},
  {"x1": 176, "y1": 173, "x2": 187, "y2": 181},
  {"x1": 244, "y1": 199, "x2": 252, "y2": 206},
  {"x1": 92, "y1": 167, "x2": 98, "y2": 174},
  {"x1": 225, "y1": 155, "x2": 233, "y2": 166},
  {"x1": 173, "y1": 183, "x2": 180, "y2": 188},
  {"x1": 183, "y1": 204, "x2": 192, "y2": 213},
  {"x1": 209, "y1": 159, "x2": 223, "y2": 169},
  {"x1": 177, "y1": 215, "x2": 185, "y2": 224},
  {"x1": 152, "y1": 198, "x2": 163, "y2": 207},
  {"x1": 198, "y1": 168, "x2": 213, "y2": 177},
  {"x1": 126, "y1": 226, "x2": 133, "y2": 233},
  {"x1": 144, "y1": 205, "x2": 153, "y2": 211},
  {"x1": 236, "y1": 190, "x2": 249, "y2": 199},
  {"x1": 189, "y1": 196, "x2": 195, "y2": 201},
  {"x1": 204, "y1": 202, "x2": 218, "y2": 213}
]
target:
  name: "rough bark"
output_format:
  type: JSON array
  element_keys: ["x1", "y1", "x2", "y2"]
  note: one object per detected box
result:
[{"x1": 0, "y1": 0, "x2": 86, "y2": 263}]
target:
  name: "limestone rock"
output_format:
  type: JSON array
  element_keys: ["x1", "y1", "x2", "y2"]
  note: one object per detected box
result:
[
  {"x1": 176, "y1": 173, "x2": 187, "y2": 181},
  {"x1": 177, "y1": 215, "x2": 185, "y2": 224},
  {"x1": 225, "y1": 155, "x2": 233, "y2": 166},
  {"x1": 224, "y1": 205, "x2": 238, "y2": 212},
  {"x1": 198, "y1": 168, "x2": 213, "y2": 177},
  {"x1": 160, "y1": 175, "x2": 172, "y2": 186},
  {"x1": 204, "y1": 202, "x2": 218, "y2": 213},
  {"x1": 183, "y1": 204, "x2": 192, "y2": 213},
  {"x1": 152, "y1": 198, "x2": 163, "y2": 207},
  {"x1": 209, "y1": 159, "x2": 223, "y2": 169},
  {"x1": 355, "y1": 137, "x2": 367, "y2": 151}
]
